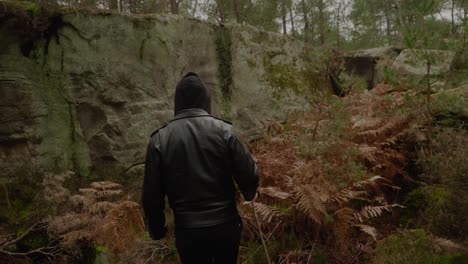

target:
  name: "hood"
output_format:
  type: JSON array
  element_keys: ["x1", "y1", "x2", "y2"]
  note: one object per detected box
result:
[{"x1": 174, "y1": 72, "x2": 211, "y2": 115}]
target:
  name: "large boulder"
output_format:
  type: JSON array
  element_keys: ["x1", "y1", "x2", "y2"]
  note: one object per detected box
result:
[{"x1": 392, "y1": 49, "x2": 456, "y2": 78}]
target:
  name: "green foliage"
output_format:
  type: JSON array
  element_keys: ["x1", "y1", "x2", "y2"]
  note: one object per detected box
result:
[
  {"x1": 431, "y1": 94, "x2": 467, "y2": 129},
  {"x1": 383, "y1": 68, "x2": 401, "y2": 86},
  {"x1": 403, "y1": 186, "x2": 450, "y2": 230},
  {"x1": 242, "y1": 0, "x2": 280, "y2": 32},
  {"x1": 349, "y1": 0, "x2": 397, "y2": 47},
  {"x1": 414, "y1": 128, "x2": 468, "y2": 239},
  {"x1": 214, "y1": 25, "x2": 233, "y2": 118},
  {"x1": 0, "y1": 178, "x2": 41, "y2": 226},
  {"x1": 373, "y1": 229, "x2": 467, "y2": 264},
  {"x1": 341, "y1": 74, "x2": 369, "y2": 93},
  {"x1": 262, "y1": 60, "x2": 305, "y2": 99}
]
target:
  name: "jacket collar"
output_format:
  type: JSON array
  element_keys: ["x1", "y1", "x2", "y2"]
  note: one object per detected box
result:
[{"x1": 174, "y1": 108, "x2": 210, "y2": 119}]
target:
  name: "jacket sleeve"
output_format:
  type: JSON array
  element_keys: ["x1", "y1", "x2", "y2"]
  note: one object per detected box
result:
[
  {"x1": 228, "y1": 129, "x2": 259, "y2": 201},
  {"x1": 142, "y1": 135, "x2": 167, "y2": 240}
]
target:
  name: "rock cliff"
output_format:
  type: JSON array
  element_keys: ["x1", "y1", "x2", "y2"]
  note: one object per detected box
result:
[{"x1": 0, "y1": 7, "x2": 312, "y2": 182}]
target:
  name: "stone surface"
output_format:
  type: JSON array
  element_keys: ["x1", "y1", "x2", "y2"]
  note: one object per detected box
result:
[
  {"x1": 392, "y1": 49, "x2": 456, "y2": 77},
  {"x1": 0, "y1": 11, "x2": 315, "y2": 181}
]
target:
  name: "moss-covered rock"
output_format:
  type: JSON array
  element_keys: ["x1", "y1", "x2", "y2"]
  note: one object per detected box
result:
[{"x1": 1, "y1": 5, "x2": 321, "y2": 184}]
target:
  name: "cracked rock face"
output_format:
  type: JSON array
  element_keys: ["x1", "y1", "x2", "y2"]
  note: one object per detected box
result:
[{"x1": 0, "y1": 13, "x2": 310, "y2": 182}]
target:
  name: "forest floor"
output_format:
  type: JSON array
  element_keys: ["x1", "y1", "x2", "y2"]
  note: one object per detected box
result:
[
  {"x1": 122, "y1": 82, "x2": 467, "y2": 264},
  {"x1": 1, "y1": 83, "x2": 467, "y2": 264}
]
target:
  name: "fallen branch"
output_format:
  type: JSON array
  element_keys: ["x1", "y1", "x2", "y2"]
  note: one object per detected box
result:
[{"x1": 0, "y1": 223, "x2": 61, "y2": 260}]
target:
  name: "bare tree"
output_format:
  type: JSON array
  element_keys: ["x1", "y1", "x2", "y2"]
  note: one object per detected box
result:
[
  {"x1": 169, "y1": 0, "x2": 182, "y2": 14},
  {"x1": 281, "y1": 0, "x2": 288, "y2": 34},
  {"x1": 318, "y1": 0, "x2": 326, "y2": 44},
  {"x1": 300, "y1": 0, "x2": 311, "y2": 43},
  {"x1": 289, "y1": 0, "x2": 296, "y2": 36}
]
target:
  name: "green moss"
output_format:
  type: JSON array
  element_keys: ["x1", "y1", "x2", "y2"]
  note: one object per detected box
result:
[
  {"x1": 214, "y1": 25, "x2": 233, "y2": 119},
  {"x1": 0, "y1": 177, "x2": 41, "y2": 225},
  {"x1": 33, "y1": 72, "x2": 90, "y2": 177},
  {"x1": 374, "y1": 229, "x2": 468, "y2": 264},
  {"x1": 402, "y1": 186, "x2": 450, "y2": 229},
  {"x1": 405, "y1": 186, "x2": 450, "y2": 210},
  {"x1": 1, "y1": 0, "x2": 40, "y2": 15},
  {"x1": 22, "y1": 1, "x2": 40, "y2": 15}
]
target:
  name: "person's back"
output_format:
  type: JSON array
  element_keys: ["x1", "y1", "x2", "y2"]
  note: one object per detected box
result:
[{"x1": 142, "y1": 72, "x2": 259, "y2": 264}]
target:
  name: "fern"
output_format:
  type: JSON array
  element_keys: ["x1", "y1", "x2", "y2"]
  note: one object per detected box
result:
[
  {"x1": 258, "y1": 187, "x2": 291, "y2": 200},
  {"x1": 251, "y1": 202, "x2": 281, "y2": 223},
  {"x1": 355, "y1": 224, "x2": 378, "y2": 241},
  {"x1": 355, "y1": 204, "x2": 402, "y2": 223},
  {"x1": 48, "y1": 180, "x2": 144, "y2": 254},
  {"x1": 432, "y1": 236, "x2": 468, "y2": 252}
]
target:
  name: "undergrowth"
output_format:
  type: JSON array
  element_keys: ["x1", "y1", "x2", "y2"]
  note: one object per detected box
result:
[{"x1": 1, "y1": 83, "x2": 466, "y2": 263}]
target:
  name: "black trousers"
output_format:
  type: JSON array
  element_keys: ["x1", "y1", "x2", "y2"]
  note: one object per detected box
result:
[{"x1": 175, "y1": 217, "x2": 242, "y2": 264}]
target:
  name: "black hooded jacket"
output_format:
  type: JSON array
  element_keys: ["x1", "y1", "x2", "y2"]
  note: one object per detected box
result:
[{"x1": 142, "y1": 72, "x2": 259, "y2": 239}]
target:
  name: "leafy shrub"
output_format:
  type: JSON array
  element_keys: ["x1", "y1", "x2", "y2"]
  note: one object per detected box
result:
[
  {"x1": 383, "y1": 68, "x2": 401, "y2": 86},
  {"x1": 403, "y1": 186, "x2": 450, "y2": 232},
  {"x1": 341, "y1": 73, "x2": 369, "y2": 94}
]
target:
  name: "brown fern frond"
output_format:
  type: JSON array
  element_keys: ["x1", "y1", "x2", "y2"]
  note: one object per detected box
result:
[
  {"x1": 251, "y1": 202, "x2": 281, "y2": 223},
  {"x1": 48, "y1": 213, "x2": 90, "y2": 235},
  {"x1": 61, "y1": 228, "x2": 94, "y2": 248},
  {"x1": 352, "y1": 116, "x2": 410, "y2": 143},
  {"x1": 78, "y1": 188, "x2": 98, "y2": 196},
  {"x1": 95, "y1": 189, "x2": 124, "y2": 200},
  {"x1": 357, "y1": 145, "x2": 382, "y2": 163},
  {"x1": 351, "y1": 175, "x2": 391, "y2": 189},
  {"x1": 295, "y1": 185, "x2": 330, "y2": 225},
  {"x1": 94, "y1": 201, "x2": 145, "y2": 253},
  {"x1": 334, "y1": 207, "x2": 355, "y2": 248},
  {"x1": 87, "y1": 201, "x2": 117, "y2": 214},
  {"x1": 354, "y1": 224, "x2": 378, "y2": 241},
  {"x1": 48, "y1": 180, "x2": 144, "y2": 255},
  {"x1": 432, "y1": 236, "x2": 468, "y2": 252},
  {"x1": 334, "y1": 189, "x2": 369, "y2": 204},
  {"x1": 90, "y1": 181, "x2": 123, "y2": 191},
  {"x1": 258, "y1": 187, "x2": 292, "y2": 200},
  {"x1": 354, "y1": 204, "x2": 402, "y2": 222}
]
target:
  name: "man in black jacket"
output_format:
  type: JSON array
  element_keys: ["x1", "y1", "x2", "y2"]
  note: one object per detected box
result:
[{"x1": 142, "y1": 72, "x2": 259, "y2": 264}]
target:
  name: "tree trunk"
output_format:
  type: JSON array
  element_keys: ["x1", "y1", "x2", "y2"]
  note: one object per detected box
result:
[
  {"x1": 289, "y1": 1, "x2": 296, "y2": 36},
  {"x1": 170, "y1": 0, "x2": 179, "y2": 14},
  {"x1": 233, "y1": 0, "x2": 241, "y2": 23},
  {"x1": 384, "y1": 1, "x2": 392, "y2": 43},
  {"x1": 301, "y1": 0, "x2": 310, "y2": 43},
  {"x1": 191, "y1": 0, "x2": 199, "y2": 16},
  {"x1": 282, "y1": 0, "x2": 287, "y2": 34},
  {"x1": 452, "y1": 0, "x2": 456, "y2": 35},
  {"x1": 217, "y1": 0, "x2": 226, "y2": 23},
  {"x1": 318, "y1": 0, "x2": 325, "y2": 44},
  {"x1": 109, "y1": 0, "x2": 118, "y2": 10}
]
